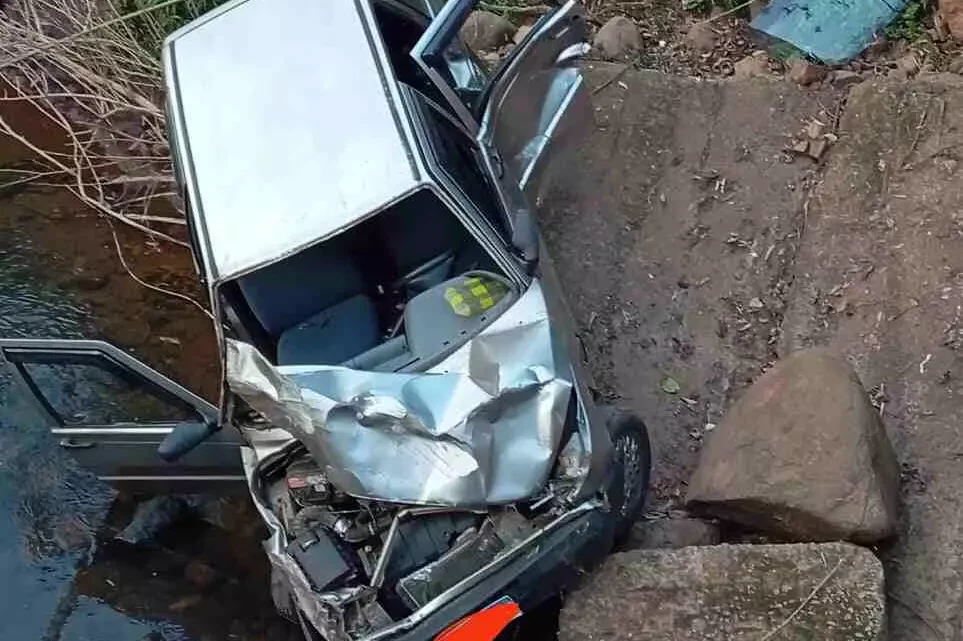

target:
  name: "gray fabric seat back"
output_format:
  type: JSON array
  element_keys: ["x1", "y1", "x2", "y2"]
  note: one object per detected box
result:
[{"x1": 236, "y1": 238, "x2": 366, "y2": 338}]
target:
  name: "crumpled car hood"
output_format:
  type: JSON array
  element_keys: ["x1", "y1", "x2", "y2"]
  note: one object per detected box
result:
[{"x1": 225, "y1": 280, "x2": 574, "y2": 506}]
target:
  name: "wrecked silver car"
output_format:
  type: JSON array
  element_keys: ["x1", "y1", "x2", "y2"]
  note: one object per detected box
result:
[{"x1": 0, "y1": 0, "x2": 651, "y2": 638}]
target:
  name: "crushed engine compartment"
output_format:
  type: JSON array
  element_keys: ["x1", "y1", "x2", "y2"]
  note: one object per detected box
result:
[{"x1": 258, "y1": 440, "x2": 587, "y2": 639}]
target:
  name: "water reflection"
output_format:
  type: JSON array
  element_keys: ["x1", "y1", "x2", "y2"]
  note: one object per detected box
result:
[
  {"x1": 0, "y1": 243, "x2": 118, "y2": 640},
  {"x1": 0, "y1": 199, "x2": 298, "y2": 641}
]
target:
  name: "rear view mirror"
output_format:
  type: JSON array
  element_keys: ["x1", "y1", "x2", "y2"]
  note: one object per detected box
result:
[{"x1": 158, "y1": 420, "x2": 219, "y2": 462}]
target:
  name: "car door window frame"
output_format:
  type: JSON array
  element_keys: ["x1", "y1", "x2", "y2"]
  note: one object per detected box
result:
[
  {"x1": 0, "y1": 339, "x2": 218, "y2": 430},
  {"x1": 410, "y1": 0, "x2": 561, "y2": 128},
  {"x1": 409, "y1": 0, "x2": 487, "y2": 133},
  {"x1": 403, "y1": 86, "x2": 515, "y2": 245}
]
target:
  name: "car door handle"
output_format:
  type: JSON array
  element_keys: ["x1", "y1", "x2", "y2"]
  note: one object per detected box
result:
[{"x1": 59, "y1": 438, "x2": 96, "y2": 450}]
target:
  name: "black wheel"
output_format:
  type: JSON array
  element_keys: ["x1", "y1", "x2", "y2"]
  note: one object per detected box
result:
[{"x1": 600, "y1": 407, "x2": 652, "y2": 546}]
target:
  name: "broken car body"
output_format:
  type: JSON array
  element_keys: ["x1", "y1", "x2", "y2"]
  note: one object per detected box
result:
[{"x1": 0, "y1": 0, "x2": 651, "y2": 639}]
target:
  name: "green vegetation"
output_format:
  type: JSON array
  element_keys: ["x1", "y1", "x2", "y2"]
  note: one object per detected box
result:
[
  {"x1": 114, "y1": 0, "x2": 228, "y2": 53},
  {"x1": 886, "y1": 0, "x2": 930, "y2": 42}
]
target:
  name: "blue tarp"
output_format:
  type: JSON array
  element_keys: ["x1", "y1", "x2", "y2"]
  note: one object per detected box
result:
[{"x1": 751, "y1": 0, "x2": 909, "y2": 64}]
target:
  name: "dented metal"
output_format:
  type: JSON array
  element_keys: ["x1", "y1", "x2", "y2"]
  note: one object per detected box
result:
[{"x1": 226, "y1": 280, "x2": 575, "y2": 507}]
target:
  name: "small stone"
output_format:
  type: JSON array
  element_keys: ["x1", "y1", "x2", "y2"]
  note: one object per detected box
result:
[
  {"x1": 944, "y1": 158, "x2": 959, "y2": 174},
  {"x1": 732, "y1": 54, "x2": 770, "y2": 80},
  {"x1": 480, "y1": 51, "x2": 501, "y2": 67},
  {"x1": 512, "y1": 24, "x2": 533, "y2": 44},
  {"x1": 684, "y1": 22, "x2": 717, "y2": 53},
  {"x1": 68, "y1": 273, "x2": 109, "y2": 292},
  {"x1": 660, "y1": 376, "x2": 681, "y2": 394},
  {"x1": 593, "y1": 16, "x2": 642, "y2": 60},
  {"x1": 625, "y1": 517, "x2": 721, "y2": 550},
  {"x1": 806, "y1": 119, "x2": 826, "y2": 139},
  {"x1": 788, "y1": 58, "x2": 827, "y2": 86},
  {"x1": 895, "y1": 53, "x2": 920, "y2": 77},
  {"x1": 460, "y1": 10, "x2": 516, "y2": 52},
  {"x1": 808, "y1": 138, "x2": 829, "y2": 160},
  {"x1": 791, "y1": 139, "x2": 810, "y2": 154},
  {"x1": 748, "y1": 297, "x2": 764, "y2": 309},
  {"x1": 831, "y1": 69, "x2": 863, "y2": 88}
]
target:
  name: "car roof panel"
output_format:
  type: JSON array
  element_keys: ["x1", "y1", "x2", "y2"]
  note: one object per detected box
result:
[{"x1": 164, "y1": 0, "x2": 421, "y2": 281}]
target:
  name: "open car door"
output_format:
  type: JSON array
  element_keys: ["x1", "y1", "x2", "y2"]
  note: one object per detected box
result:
[
  {"x1": 411, "y1": 0, "x2": 591, "y2": 202},
  {"x1": 0, "y1": 339, "x2": 245, "y2": 493}
]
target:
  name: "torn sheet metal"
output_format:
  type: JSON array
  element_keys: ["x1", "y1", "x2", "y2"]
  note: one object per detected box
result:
[
  {"x1": 227, "y1": 281, "x2": 573, "y2": 506},
  {"x1": 752, "y1": 0, "x2": 908, "y2": 64}
]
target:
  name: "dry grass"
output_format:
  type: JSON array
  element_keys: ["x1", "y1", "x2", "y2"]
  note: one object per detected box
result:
[
  {"x1": 0, "y1": 0, "x2": 225, "y2": 314},
  {"x1": 0, "y1": 0, "x2": 212, "y2": 248}
]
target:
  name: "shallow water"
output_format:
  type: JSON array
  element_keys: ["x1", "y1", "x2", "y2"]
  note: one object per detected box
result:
[
  {"x1": 0, "y1": 234, "x2": 178, "y2": 639},
  {"x1": 0, "y1": 180, "x2": 294, "y2": 639}
]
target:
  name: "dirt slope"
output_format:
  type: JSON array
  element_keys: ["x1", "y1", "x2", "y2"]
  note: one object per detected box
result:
[
  {"x1": 542, "y1": 65, "x2": 839, "y2": 505},
  {"x1": 545, "y1": 66, "x2": 963, "y2": 640},
  {"x1": 783, "y1": 73, "x2": 963, "y2": 640}
]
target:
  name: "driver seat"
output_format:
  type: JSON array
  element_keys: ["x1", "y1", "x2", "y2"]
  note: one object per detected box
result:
[{"x1": 236, "y1": 240, "x2": 381, "y2": 366}]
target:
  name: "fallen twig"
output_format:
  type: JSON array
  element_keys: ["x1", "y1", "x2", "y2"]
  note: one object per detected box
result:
[
  {"x1": 107, "y1": 222, "x2": 212, "y2": 319},
  {"x1": 758, "y1": 557, "x2": 844, "y2": 641},
  {"x1": 0, "y1": 0, "x2": 189, "y2": 70},
  {"x1": 694, "y1": 0, "x2": 755, "y2": 25},
  {"x1": 901, "y1": 99, "x2": 931, "y2": 170},
  {"x1": 592, "y1": 57, "x2": 638, "y2": 95}
]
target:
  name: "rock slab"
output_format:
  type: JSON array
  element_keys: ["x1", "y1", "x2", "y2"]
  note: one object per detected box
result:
[
  {"x1": 559, "y1": 542, "x2": 885, "y2": 641},
  {"x1": 686, "y1": 349, "x2": 899, "y2": 543}
]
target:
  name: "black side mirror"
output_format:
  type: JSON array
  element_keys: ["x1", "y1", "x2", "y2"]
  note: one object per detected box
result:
[{"x1": 158, "y1": 420, "x2": 219, "y2": 462}]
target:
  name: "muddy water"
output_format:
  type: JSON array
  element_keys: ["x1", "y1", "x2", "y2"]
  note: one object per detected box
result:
[{"x1": 0, "y1": 125, "x2": 297, "y2": 638}]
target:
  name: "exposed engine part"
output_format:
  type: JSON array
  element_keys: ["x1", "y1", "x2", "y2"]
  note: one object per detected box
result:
[
  {"x1": 394, "y1": 510, "x2": 539, "y2": 610},
  {"x1": 395, "y1": 520, "x2": 503, "y2": 610},
  {"x1": 286, "y1": 454, "x2": 333, "y2": 508},
  {"x1": 371, "y1": 508, "x2": 481, "y2": 589},
  {"x1": 286, "y1": 526, "x2": 363, "y2": 592},
  {"x1": 291, "y1": 505, "x2": 394, "y2": 544}
]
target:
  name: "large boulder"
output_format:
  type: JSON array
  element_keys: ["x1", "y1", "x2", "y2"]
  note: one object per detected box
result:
[
  {"x1": 559, "y1": 543, "x2": 885, "y2": 641},
  {"x1": 460, "y1": 10, "x2": 516, "y2": 52},
  {"x1": 686, "y1": 349, "x2": 899, "y2": 543}
]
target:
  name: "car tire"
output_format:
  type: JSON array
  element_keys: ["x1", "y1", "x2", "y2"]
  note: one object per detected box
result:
[{"x1": 600, "y1": 406, "x2": 652, "y2": 546}]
